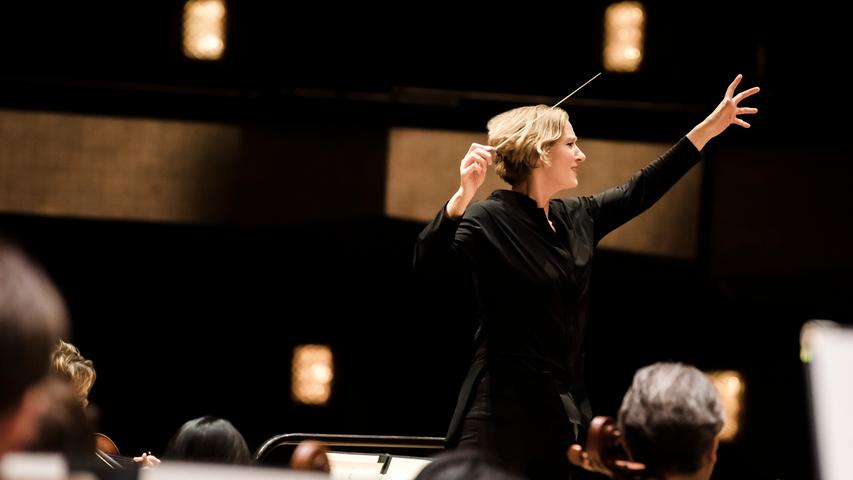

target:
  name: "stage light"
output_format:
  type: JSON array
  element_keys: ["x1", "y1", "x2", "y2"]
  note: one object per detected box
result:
[
  {"x1": 706, "y1": 370, "x2": 743, "y2": 442},
  {"x1": 603, "y1": 2, "x2": 645, "y2": 73},
  {"x1": 292, "y1": 344, "x2": 334, "y2": 405},
  {"x1": 183, "y1": 0, "x2": 226, "y2": 60}
]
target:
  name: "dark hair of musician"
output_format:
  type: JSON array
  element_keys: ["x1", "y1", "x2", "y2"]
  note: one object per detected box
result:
[
  {"x1": 163, "y1": 416, "x2": 251, "y2": 465},
  {"x1": 415, "y1": 447, "x2": 529, "y2": 480}
]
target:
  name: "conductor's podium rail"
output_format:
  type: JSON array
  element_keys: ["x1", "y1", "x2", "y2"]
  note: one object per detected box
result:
[{"x1": 255, "y1": 433, "x2": 445, "y2": 478}]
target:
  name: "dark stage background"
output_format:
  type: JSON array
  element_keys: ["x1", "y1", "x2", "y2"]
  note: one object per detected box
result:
[{"x1": 2, "y1": 3, "x2": 852, "y2": 480}]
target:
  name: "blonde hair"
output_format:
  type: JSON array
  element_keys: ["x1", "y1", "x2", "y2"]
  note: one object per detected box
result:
[
  {"x1": 487, "y1": 105, "x2": 569, "y2": 186},
  {"x1": 50, "y1": 340, "x2": 95, "y2": 406}
]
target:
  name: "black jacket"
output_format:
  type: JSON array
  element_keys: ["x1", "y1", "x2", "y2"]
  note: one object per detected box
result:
[{"x1": 414, "y1": 137, "x2": 702, "y2": 451}]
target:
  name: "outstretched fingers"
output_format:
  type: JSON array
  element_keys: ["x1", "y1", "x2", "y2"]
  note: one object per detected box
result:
[
  {"x1": 733, "y1": 85, "x2": 761, "y2": 104},
  {"x1": 733, "y1": 118, "x2": 751, "y2": 128},
  {"x1": 725, "y1": 73, "x2": 743, "y2": 98},
  {"x1": 727, "y1": 75, "x2": 759, "y2": 128}
]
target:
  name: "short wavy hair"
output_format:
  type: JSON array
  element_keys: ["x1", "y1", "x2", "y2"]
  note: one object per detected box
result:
[
  {"x1": 618, "y1": 362, "x2": 724, "y2": 476},
  {"x1": 487, "y1": 105, "x2": 569, "y2": 186},
  {"x1": 50, "y1": 340, "x2": 96, "y2": 406}
]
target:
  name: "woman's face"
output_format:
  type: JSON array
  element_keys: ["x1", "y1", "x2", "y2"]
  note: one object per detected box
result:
[{"x1": 541, "y1": 122, "x2": 586, "y2": 190}]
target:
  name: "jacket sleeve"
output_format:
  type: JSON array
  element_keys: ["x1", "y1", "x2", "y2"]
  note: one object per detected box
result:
[
  {"x1": 584, "y1": 137, "x2": 702, "y2": 244},
  {"x1": 413, "y1": 202, "x2": 485, "y2": 274}
]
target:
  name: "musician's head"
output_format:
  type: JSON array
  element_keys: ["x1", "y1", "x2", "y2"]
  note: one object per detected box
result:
[
  {"x1": 50, "y1": 340, "x2": 96, "y2": 407},
  {"x1": 0, "y1": 238, "x2": 68, "y2": 455},
  {"x1": 22, "y1": 378, "x2": 96, "y2": 458},
  {"x1": 414, "y1": 447, "x2": 528, "y2": 480},
  {"x1": 618, "y1": 362, "x2": 724, "y2": 480},
  {"x1": 164, "y1": 416, "x2": 251, "y2": 465},
  {"x1": 488, "y1": 105, "x2": 585, "y2": 190}
]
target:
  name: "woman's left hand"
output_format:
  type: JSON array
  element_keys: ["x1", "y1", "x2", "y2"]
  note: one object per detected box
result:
[
  {"x1": 703, "y1": 74, "x2": 760, "y2": 137},
  {"x1": 687, "y1": 74, "x2": 760, "y2": 150}
]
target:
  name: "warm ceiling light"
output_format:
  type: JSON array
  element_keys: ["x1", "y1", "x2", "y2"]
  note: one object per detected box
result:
[
  {"x1": 706, "y1": 370, "x2": 744, "y2": 442},
  {"x1": 603, "y1": 2, "x2": 645, "y2": 73},
  {"x1": 292, "y1": 344, "x2": 334, "y2": 405},
  {"x1": 183, "y1": 0, "x2": 226, "y2": 60}
]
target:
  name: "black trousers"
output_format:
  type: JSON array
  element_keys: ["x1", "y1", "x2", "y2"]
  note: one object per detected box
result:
[{"x1": 456, "y1": 370, "x2": 579, "y2": 480}]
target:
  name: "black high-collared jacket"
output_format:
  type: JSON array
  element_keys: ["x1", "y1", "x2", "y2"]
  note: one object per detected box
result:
[{"x1": 413, "y1": 137, "x2": 701, "y2": 454}]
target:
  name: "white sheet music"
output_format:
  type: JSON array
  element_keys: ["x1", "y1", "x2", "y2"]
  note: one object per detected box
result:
[{"x1": 806, "y1": 321, "x2": 853, "y2": 480}]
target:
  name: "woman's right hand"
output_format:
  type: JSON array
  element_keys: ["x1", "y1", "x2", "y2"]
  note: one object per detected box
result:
[
  {"x1": 459, "y1": 143, "x2": 493, "y2": 195},
  {"x1": 446, "y1": 142, "x2": 494, "y2": 219}
]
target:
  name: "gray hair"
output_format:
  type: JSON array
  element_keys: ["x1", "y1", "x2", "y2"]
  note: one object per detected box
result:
[{"x1": 618, "y1": 362, "x2": 724, "y2": 475}]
